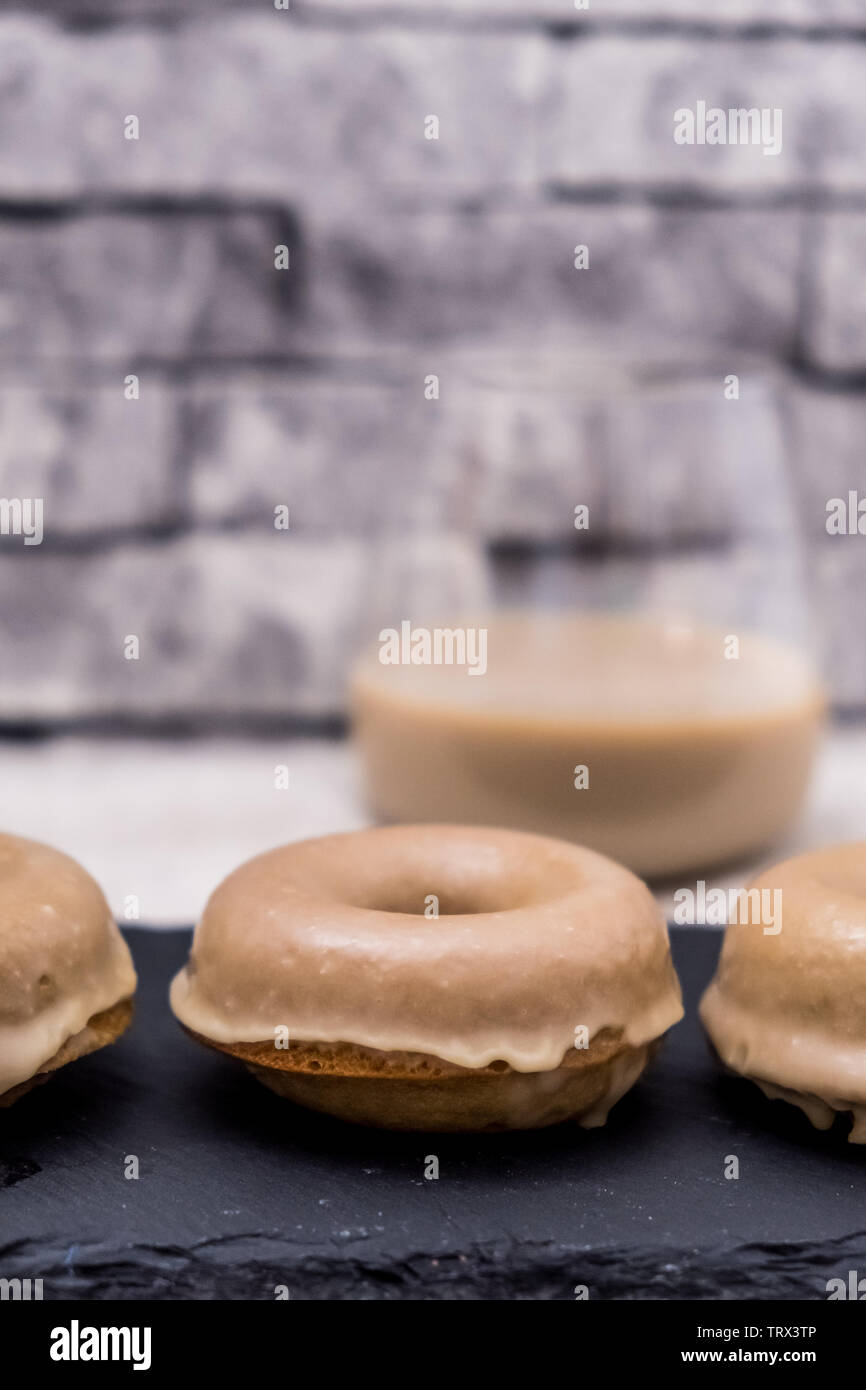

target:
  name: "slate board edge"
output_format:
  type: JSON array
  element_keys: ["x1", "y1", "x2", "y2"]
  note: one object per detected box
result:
[{"x1": 2, "y1": 1230, "x2": 865, "y2": 1301}]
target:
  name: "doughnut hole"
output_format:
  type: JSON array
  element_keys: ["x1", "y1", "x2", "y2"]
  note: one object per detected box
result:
[{"x1": 332, "y1": 845, "x2": 586, "y2": 917}]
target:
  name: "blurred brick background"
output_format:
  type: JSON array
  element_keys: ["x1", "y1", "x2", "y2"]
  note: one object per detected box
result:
[{"x1": 0, "y1": 0, "x2": 864, "y2": 725}]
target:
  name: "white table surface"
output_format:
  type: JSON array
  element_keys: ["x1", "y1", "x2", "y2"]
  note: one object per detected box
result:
[{"x1": 1, "y1": 727, "x2": 864, "y2": 925}]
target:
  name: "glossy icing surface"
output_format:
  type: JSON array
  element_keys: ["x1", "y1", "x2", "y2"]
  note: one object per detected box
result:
[{"x1": 170, "y1": 825, "x2": 683, "y2": 1073}]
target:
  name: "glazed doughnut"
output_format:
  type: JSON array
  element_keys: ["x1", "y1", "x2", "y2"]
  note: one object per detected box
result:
[
  {"x1": 0, "y1": 834, "x2": 137, "y2": 1106},
  {"x1": 170, "y1": 825, "x2": 683, "y2": 1131},
  {"x1": 700, "y1": 841, "x2": 866, "y2": 1142}
]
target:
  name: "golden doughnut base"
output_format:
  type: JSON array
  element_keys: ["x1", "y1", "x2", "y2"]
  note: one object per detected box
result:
[
  {"x1": 0, "y1": 997, "x2": 134, "y2": 1108},
  {"x1": 185, "y1": 1025, "x2": 661, "y2": 1132}
]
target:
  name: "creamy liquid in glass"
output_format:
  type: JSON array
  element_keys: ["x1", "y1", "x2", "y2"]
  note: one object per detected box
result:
[{"x1": 351, "y1": 613, "x2": 825, "y2": 878}]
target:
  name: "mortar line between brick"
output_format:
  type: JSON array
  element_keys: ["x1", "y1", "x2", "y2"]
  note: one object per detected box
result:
[
  {"x1": 0, "y1": 195, "x2": 292, "y2": 220},
  {"x1": 0, "y1": 188, "x2": 863, "y2": 219},
  {"x1": 545, "y1": 183, "x2": 866, "y2": 212},
  {"x1": 1, "y1": 351, "x2": 865, "y2": 393},
  {"x1": 32, "y1": 6, "x2": 866, "y2": 44}
]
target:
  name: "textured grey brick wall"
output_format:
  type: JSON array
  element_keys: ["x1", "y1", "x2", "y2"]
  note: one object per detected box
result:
[{"x1": 0, "y1": 0, "x2": 863, "y2": 723}]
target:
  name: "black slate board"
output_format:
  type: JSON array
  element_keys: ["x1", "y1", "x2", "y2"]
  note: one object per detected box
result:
[{"x1": 1, "y1": 927, "x2": 864, "y2": 1301}]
